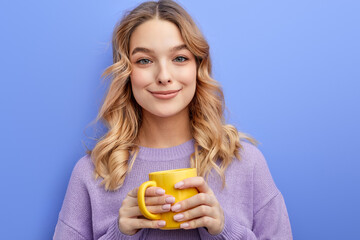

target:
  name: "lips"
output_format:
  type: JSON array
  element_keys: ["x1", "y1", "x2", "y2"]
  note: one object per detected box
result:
[
  {"x1": 150, "y1": 90, "x2": 180, "y2": 94},
  {"x1": 149, "y1": 89, "x2": 181, "y2": 99}
]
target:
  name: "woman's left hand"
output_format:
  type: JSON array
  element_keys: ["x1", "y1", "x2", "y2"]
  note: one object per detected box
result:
[{"x1": 171, "y1": 177, "x2": 224, "y2": 235}]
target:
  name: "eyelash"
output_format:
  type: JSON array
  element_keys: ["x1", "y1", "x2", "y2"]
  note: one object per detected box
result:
[
  {"x1": 173, "y1": 56, "x2": 188, "y2": 62},
  {"x1": 136, "y1": 59, "x2": 152, "y2": 65},
  {"x1": 135, "y1": 56, "x2": 189, "y2": 65}
]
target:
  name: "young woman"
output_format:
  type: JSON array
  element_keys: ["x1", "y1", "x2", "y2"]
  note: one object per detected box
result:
[{"x1": 54, "y1": 0, "x2": 292, "y2": 239}]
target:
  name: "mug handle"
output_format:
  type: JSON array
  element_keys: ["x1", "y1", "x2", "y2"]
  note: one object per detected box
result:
[{"x1": 137, "y1": 181, "x2": 161, "y2": 220}]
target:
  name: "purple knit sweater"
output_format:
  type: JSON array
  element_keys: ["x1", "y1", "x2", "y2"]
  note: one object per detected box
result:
[{"x1": 54, "y1": 139, "x2": 292, "y2": 239}]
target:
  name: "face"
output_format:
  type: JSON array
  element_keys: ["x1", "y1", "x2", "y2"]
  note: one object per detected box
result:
[{"x1": 129, "y1": 19, "x2": 197, "y2": 119}]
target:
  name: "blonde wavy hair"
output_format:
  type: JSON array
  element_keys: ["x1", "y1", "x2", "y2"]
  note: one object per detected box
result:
[{"x1": 86, "y1": 0, "x2": 256, "y2": 191}]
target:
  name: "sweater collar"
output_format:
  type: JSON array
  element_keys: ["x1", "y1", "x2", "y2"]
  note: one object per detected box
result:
[{"x1": 136, "y1": 138, "x2": 195, "y2": 161}]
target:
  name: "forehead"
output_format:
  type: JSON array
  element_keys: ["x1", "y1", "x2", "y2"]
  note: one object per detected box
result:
[{"x1": 129, "y1": 19, "x2": 185, "y2": 54}]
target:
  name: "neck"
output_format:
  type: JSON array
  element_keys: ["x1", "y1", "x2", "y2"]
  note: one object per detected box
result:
[{"x1": 137, "y1": 108, "x2": 192, "y2": 148}]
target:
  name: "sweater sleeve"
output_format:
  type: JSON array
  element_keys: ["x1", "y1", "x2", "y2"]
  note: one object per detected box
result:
[
  {"x1": 53, "y1": 159, "x2": 94, "y2": 240},
  {"x1": 98, "y1": 217, "x2": 149, "y2": 240},
  {"x1": 251, "y1": 145, "x2": 292, "y2": 240},
  {"x1": 252, "y1": 192, "x2": 292, "y2": 239},
  {"x1": 198, "y1": 210, "x2": 257, "y2": 240},
  {"x1": 198, "y1": 143, "x2": 292, "y2": 240},
  {"x1": 198, "y1": 194, "x2": 292, "y2": 240},
  {"x1": 53, "y1": 157, "x2": 148, "y2": 240}
]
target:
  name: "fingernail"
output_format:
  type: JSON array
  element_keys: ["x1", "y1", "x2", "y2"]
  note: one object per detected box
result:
[
  {"x1": 173, "y1": 213, "x2": 184, "y2": 221},
  {"x1": 165, "y1": 197, "x2": 175, "y2": 204},
  {"x1": 158, "y1": 220, "x2": 166, "y2": 227},
  {"x1": 156, "y1": 189, "x2": 165, "y2": 195},
  {"x1": 174, "y1": 181, "x2": 184, "y2": 189},
  {"x1": 171, "y1": 203, "x2": 181, "y2": 212},
  {"x1": 180, "y1": 222, "x2": 189, "y2": 228},
  {"x1": 162, "y1": 204, "x2": 171, "y2": 210}
]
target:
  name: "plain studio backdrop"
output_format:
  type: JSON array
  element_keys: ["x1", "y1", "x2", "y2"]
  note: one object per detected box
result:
[{"x1": 0, "y1": 0, "x2": 359, "y2": 239}]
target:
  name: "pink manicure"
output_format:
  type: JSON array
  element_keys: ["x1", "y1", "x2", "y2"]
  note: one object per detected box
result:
[
  {"x1": 162, "y1": 204, "x2": 171, "y2": 210},
  {"x1": 156, "y1": 189, "x2": 165, "y2": 195},
  {"x1": 174, "y1": 181, "x2": 184, "y2": 188},
  {"x1": 158, "y1": 221, "x2": 166, "y2": 227},
  {"x1": 171, "y1": 203, "x2": 181, "y2": 212},
  {"x1": 180, "y1": 222, "x2": 189, "y2": 228},
  {"x1": 173, "y1": 213, "x2": 184, "y2": 221},
  {"x1": 165, "y1": 196, "x2": 175, "y2": 204}
]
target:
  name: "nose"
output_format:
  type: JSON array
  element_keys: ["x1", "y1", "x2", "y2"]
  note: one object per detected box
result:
[{"x1": 156, "y1": 61, "x2": 172, "y2": 85}]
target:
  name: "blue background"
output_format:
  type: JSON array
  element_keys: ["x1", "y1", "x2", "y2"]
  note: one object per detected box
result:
[{"x1": 1, "y1": 0, "x2": 359, "y2": 239}]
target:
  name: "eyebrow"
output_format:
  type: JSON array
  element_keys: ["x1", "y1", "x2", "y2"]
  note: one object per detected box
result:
[{"x1": 131, "y1": 44, "x2": 188, "y2": 56}]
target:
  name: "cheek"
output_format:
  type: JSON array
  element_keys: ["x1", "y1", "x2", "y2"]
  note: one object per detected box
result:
[
  {"x1": 179, "y1": 65, "x2": 197, "y2": 100},
  {"x1": 130, "y1": 70, "x2": 151, "y2": 106},
  {"x1": 177, "y1": 64, "x2": 197, "y2": 85},
  {"x1": 130, "y1": 70, "x2": 150, "y2": 88}
]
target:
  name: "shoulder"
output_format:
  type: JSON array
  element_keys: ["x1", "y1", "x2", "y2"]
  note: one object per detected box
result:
[
  {"x1": 69, "y1": 154, "x2": 95, "y2": 184},
  {"x1": 238, "y1": 140, "x2": 275, "y2": 182},
  {"x1": 74, "y1": 154, "x2": 94, "y2": 170},
  {"x1": 238, "y1": 141, "x2": 280, "y2": 210},
  {"x1": 238, "y1": 140, "x2": 267, "y2": 169},
  {"x1": 221, "y1": 140, "x2": 269, "y2": 182}
]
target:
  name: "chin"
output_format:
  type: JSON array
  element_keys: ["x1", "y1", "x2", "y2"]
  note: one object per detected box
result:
[
  {"x1": 144, "y1": 106, "x2": 187, "y2": 119},
  {"x1": 152, "y1": 110, "x2": 182, "y2": 118}
]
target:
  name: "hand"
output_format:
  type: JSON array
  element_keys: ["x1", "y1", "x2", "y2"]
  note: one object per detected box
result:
[
  {"x1": 170, "y1": 177, "x2": 225, "y2": 235},
  {"x1": 118, "y1": 186, "x2": 175, "y2": 235}
]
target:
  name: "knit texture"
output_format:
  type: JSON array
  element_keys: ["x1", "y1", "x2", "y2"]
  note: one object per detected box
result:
[{"x1": 54, "y1": 139, "x2": 292, "y2": 239}]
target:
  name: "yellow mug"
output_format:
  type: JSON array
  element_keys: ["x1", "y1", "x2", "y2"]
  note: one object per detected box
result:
[{"x1": 137, "y1": 168, "x2": 198, "y2": 229}]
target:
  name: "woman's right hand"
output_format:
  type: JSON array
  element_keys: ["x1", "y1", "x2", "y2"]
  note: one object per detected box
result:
[{"x1": 118, "y1": 186, "x2": 175, "y2": 235}]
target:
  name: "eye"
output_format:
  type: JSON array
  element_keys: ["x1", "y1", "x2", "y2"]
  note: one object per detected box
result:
[
  {"x1": 136, "y1": 58, "x2": 152, "y2": 65},
  {"x1": 173, "y1": 56, "x2": 188, "y2": 62}
]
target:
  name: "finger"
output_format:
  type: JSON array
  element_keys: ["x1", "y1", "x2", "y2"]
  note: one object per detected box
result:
[
  {"x1": 119, "y1": 204, "x2": 171, "y2": 218},
  {"x1": 126, "y1": 188, "x2": 174, "y2": 207},
  {"x1": 122, "y1": 193, "x2": 139, "y2": 208},
  {"x1": 128, "y1": 187, "x2": 139, "y2": 198},
  {"x1": 171, "y1": 193, "x2": 216, "y2": 212},
  {"x1": 130, "y1": 187, "x2": 166, "y2": 198},
  {"x1": 123, "y1": 218, "x2": 166, "y2": 231},
  {"x1": 174, "y1": 177, "x2": 212, "y2": 194},
  {"x1": 145, "y1": 187, "x2": 167, "y2": 197},
  {"x1": 145, "y1": 195, "x2": 175, "y2": 206},
  {"x1": 179, "y1": 216, "x2": 216, "y2": 231},
  {"x1": 126, "y1": 204, "x2": 172, "y2": 218},
  {"x1": 173, "y1": 205, "x2": 215, "y2": 222}
]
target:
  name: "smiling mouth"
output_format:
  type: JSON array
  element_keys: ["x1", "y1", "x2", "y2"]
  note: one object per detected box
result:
[
  {"x1": 149, "y1": 89, "x2": 181, "y2": 99},
  {"x1": 149, "y1": 89, "x2": 181, "y2": 95}
]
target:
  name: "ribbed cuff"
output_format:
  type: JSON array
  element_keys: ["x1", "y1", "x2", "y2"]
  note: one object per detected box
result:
[
  {"x1": 103, "y1": 217, "x2": 148, "y2": 240},
  {"x1": 198, "y1": 211, "x2": 247, "y2": 240}
]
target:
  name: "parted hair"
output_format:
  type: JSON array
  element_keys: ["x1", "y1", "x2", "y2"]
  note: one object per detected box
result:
[{"x1": 86, "y1": 0, "x2": 256, "y2": 191}]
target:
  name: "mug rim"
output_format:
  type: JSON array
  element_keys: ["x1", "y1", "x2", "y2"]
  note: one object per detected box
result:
[{"x1": 149, "y1": 168, "x2": 196, "y2": 176}]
